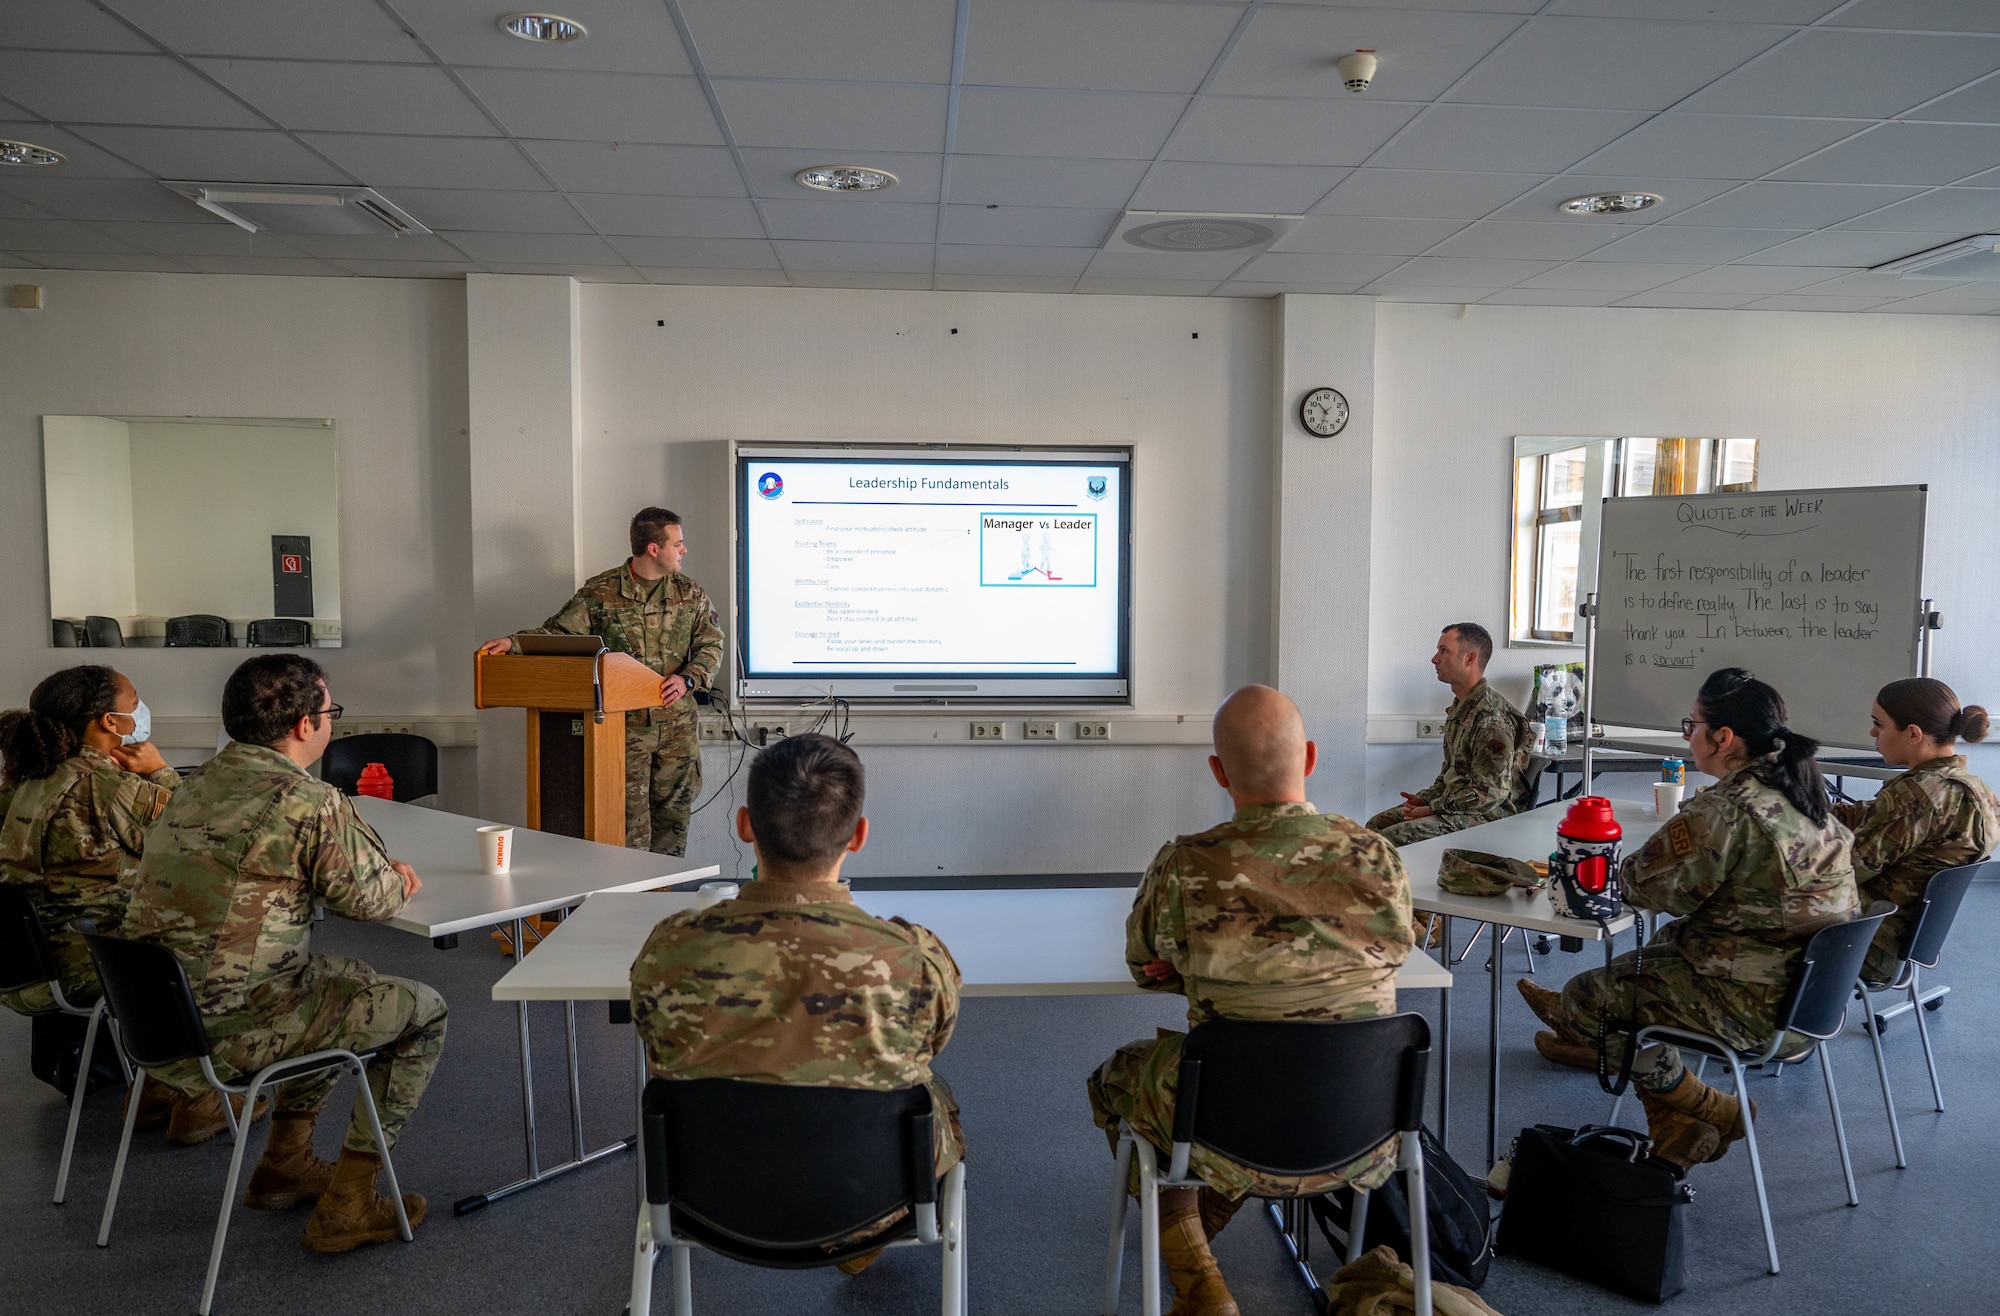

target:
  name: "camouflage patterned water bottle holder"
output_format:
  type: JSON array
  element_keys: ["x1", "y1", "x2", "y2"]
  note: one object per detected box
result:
[{"x1": 1437, "y1": 849, "x2": 1548, "y2": 897}]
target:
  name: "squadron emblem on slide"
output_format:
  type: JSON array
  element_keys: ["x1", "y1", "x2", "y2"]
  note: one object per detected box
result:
[
  {"x1": 757, "y1": 471, "x2": 784, "y2": 499},
  {"x1": 1086, "y1": 475, "x2": 1108, "y2": 501}
]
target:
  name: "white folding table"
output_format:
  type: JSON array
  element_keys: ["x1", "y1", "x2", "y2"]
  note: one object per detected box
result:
[{"x1": 354, "y1": 798, "x2": 718, "y2": 1214}]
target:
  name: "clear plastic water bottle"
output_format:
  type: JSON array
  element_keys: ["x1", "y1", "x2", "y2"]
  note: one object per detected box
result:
[{"x1": 1544, "y1": 714, "x2": 1568, "y2": 753}]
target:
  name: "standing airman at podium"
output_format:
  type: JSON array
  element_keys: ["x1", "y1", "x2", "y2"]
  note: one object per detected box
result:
[{"x1": 480, "y1": 507, "x2": 723, "y2": 857}]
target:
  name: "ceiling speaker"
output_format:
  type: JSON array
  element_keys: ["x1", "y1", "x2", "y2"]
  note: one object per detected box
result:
[{"x1": 1122, "y1": 217, "x2": 1278, "y2": 253}]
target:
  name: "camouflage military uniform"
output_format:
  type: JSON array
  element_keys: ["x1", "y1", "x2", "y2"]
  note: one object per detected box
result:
[
  {"x1": 1548, "y1": 757, "x2": 1857, "y2": 1090},
  {"x1": 630, "y1": 877, "x2": 964, "y2": 1175},
  {"x1": 526, "y1": 563, "x2": 724, "y2": 857},
  {"x1": 1366, "y1": 680, "x2": 1537, "y2": 846},
  {"x1": 0, "y1": 747, "x2": 177, "y2": 1015},
  {"x1": 1833, "y1": 756, "x2": 1998, "y2": 983},
  {"x1": 1088, "y1": 802, "x2": 1416, "y2": 1200},
  {"x1": 120, "y1": 742, "x2": 447, "y2": 1153}
]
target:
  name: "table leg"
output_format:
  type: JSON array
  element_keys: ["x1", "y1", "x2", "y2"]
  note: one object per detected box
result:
[
  {"x1": 636, "y1": 1025, "x2": 648, "y2": 1214},
  {"x1": 518, "y1": 920, "x2": 540, "y2": 1178},
  {"x1": 1438, "y1": 915, "x2": 1452, "y2": 1152},
  {"x1": 1266, "y1": 1199, "x2": 1326, "y2": 1309},
  {"x1": 1488, "y1": 919, "x2": 1504, "y2": 1170},
  {"x1": 566, "y1": 1000, "x2": 586, "y2": 1158}
]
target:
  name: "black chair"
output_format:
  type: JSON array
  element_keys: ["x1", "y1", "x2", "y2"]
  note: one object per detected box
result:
[
  {"x1": 1606, "y1": 901, "x2": 1894, "y2": 1276},
  {"x1": 322, "y1": 733, "x2": 440, "y2": 803},
  {"x1": 52, "y1": 618, "x2": 80, "y2": 647},
  {"x1": 83, "y1": 616, "x2": 124, "y2": 648},
  {"x1": 165, "y1": 614, "x2": 231, "y2": 648},
  {"x1": 1100, "y1": 1015, "x2": 1434, "y2": 1316},
  {"x1": 629, "y1": 1077, "x2": 967, "y2": 1315},
  {"x1": 1857, "y1": 859, "x2": 1990, "y2": 1165},
  {"x1": 245, "y1": 618, "x2": 310, "y2": 647},
  {"x1": 0, "y1": 891, "x2": 131, "y2": 1205},
  {"x1": 77, "y1": 921, "x2": 411, "y2": 1316}
]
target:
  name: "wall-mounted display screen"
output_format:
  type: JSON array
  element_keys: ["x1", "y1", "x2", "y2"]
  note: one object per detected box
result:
[{"x1": 736, "y1": 445, "x2": 1131, "y2": 702}]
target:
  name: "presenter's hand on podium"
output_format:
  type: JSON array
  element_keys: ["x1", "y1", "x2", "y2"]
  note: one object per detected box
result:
[
  {"x1": 477, "y1": 637, "x2": 515, "y2": 656},
  {"x1": 661, "y1": 674, "x2": 689, "y2": 707},
  {"x1": 390, "y1": 860, "x2": 422, "y2": 900},
  {"x1": 111, "y1": 740, "x2": 170, "y2": 777},
  {"x1": 1399, "y1": 793, "x2": 1434, "y2": 821}
]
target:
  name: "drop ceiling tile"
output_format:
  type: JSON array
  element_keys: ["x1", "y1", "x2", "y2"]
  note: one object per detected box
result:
[
  {"x1": 173, "y1": 254, "x2": 345, "y2": 275},
  {"x1": 1229, "y1": 252, "x2": 1408, "y2": 282},
  {"x1": 575, "y1": 193, "x2": 768, "y2": 238},
  {"x1": 392, "y1": 0, "x2": 695, "y2": 75},
  {"x1": 1830, "y1": 187, "x2": 2000, "y2": 231},
  {"x1": 115, "y1": 0, "x2": 424, "y2": 61},
  {"x1": 1214, "y1": 281, "x2": 1363, "y2": 297},
  {"x1": 1825, "y1": 0, "x2": 2000, "y2": 33},
  {"x1": 445, "y1": 231, "x2": 623, "y2": 263},
  {"x1": 1578, "y1": 225, "x2": 1804, "y2": 262},
  {"x1": 1735, "y1": 229, "x2": 1966, "y2": 267},
  {"x1": 0, "y1": 193, "x2": 47, "y2": 220},
  {"x1": 1166, "y1": 97, "x2": 1420, "y2": 167},
  {"x1": 1581, "y1": 113, "x2": 1862, "y2": 181},
  {"x1": 1774, "y1": 123, "x2": 2000, "y2": 186},
  {"x1": 191, "y1": 60, "x2": 494, "y2": 136},
  {"x1": 935, "y1": 245, "x2": 1097, "y2": 276},
  {"x1": 1798, "y1": 268, "x2": 1950, "y2": 295},
  {"x1": 788, "y1": 271, "x2": 936, "y2": 289},
  {"x1": 638, "y1": 267, "x2": 792, "y2": 286},
  {"x1": 385, "y1": 189, "x2": 593, "y2": 234},
  {"x1": 1212, "y1": 7, "x2": 1525, "y2": 102},
  {"x1": 13, "y1": 251, "x2": 195, "y2": 271},
  {"x1": 1517, "y1": 261, "x2": 1706, "y2": 290},
  {"x1": 1655, "y1": 264, "x2": 1842, "y2": 293},
  {"x1": 8, "y1": 0, "x2": 156, "y2": 52},
  {"x1": 1367, "y1": 256, "x2": 1560, "y2": 286},
  {"x1": 1679, "y1": 32, "x2": 2000, "y2": 119},
  {"x1": 0, "y1": 52, "x2": 264, "y2": 128},
  {"x1": 713, "y1": 81, "x2": 947, "y2": 154},
  {"x1": 1130, "y1": 162, "x2": 1346, "y2": 213},
  {"x1": 1480, "y1": 289, "x2": 1624, "y2": 305},
  {"x1": 86, "y1": 220, "x2": 304, "y2": 256},
  {"x1": 1741, "y1": 293, "x2": 1901, "y2": 311},
  {"x1": 0, "y1": 122, "x2": 149, "y2": 178},
  {"x1": 761, "y1": 199, "x2": 937, "y2": 243},
  {"x1": 460, "y1": 69, "x2": 722, "y2": 145},
  {"x1": 1369, "y1": 106, "x2": 1651, "y2": 173},
  {"x1": 319, "y1": 258, "x2": 482, "y2": 278},
  {"x1": 1915, "y1": 76, "x2": 2000, "y2": 126},
  {"x1": 940, "y1": 204, "x2": 1119, "y2": 246},
  {"x1": 1372, "y1": 285, "x2": 1503, "y2": 302},
  {"x1": 1449, "y1": 18, "x2": 1792, "y2": 111},
  {"x1": 609, "y1": 235, "x2": 779, "y2": 267},
  {"x1": 1960, "y1": 165, "x2": 2000, "y2": 186},
  {"x1": 275, "y1": 231, "x2": 471, "y2": 260},
  {"x1": 1879, "y1": 286, "x2": 2000, "y2": 311},
  {"x1": 1547, "y1": 1, "x2": 1844, "y2": 19},
  {"x1": 1309, "y1": 170, "x2": 1546, "y2": 219},
  {"x1": 945, "y1": 155, "x2": 1150, "y2": 207},
  {"x1": 683, "y1": 0, "x2": 954, "y2": 83},
  {"x1": 954, "y1": 88, "x2": 1189, "y2": 160},
  {"x1": 300, "y1": 135, "x2": 550, "y2": 191},
  {"x1": 520, "y1": 142, "x2": 744, "y2": 197},
  {"x1": 1083, "y1": 248, "x2": 1258, "y2": 281},
  {"x1": 1486, "y1": 175, "x2": 1738, "y2": 222},
  {"x1": 1662, "y1": 181, "x2": 1924, "y2": 228},
  {"x1": 774, "y1": 240, "x2": 937, "y2": 273},
  {"x1": 1270, "y1": 215, "x2": 1466, "y2": 254},
  {"x1": 0, "y1": 177, "x2": 205, "y2": 223},
  {"x1": 77, "y1": 126, "x2": 337, "y2": 184},
  {"x1": 935, "y1": 274, "x2": 1080, "y2": 293},
  {"x1": 1426, "y1": 221, "x2": 1622, "y2": 260},
  {"x1": 965, "y1": 0, "x2": 1239, "y2": 93},
  {"x1": 0, "y1": 219, "x2": 144, "y2": 252},
  {"x1": 1612, "y1": 291, "x2": 1764, "y2": 308},
  {"x1": 492, "y1": 263, "x2": 648, "y2": 281},
  {"x1": 1878, "y1": 297, "x2": 2000, "y2": 314},
  {"x1": 1073, "y1": 277, "x2": 1223, "y2": 296},
  {"x1": 738, "y1": 149, "x2": 942, "y2": 202}
]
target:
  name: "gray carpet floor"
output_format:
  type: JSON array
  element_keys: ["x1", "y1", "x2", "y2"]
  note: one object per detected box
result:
[{"x1": 5, "y1": 887, "x2": 1996, "y2": 1315}]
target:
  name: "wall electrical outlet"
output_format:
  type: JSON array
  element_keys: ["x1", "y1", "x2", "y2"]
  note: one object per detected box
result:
[
  {"x1": 970, "y1": 721, "x2": 1006, "y2": 740},
  {"x1": 697, "y1": 719, "x2": 732, "y2": 742},
  {"x1": 1024, "y1": 720, "x2": 1058, "y2": 740},
  {"x1": 751, "y1": 721, "x2": 790, "y2": 745},
  {"x1": 1076, "y1": 721, "x2": 1111, "y2": 741},
  {"x1": 1416, "y1": 720, "x2": 1445, "y2": 739}
]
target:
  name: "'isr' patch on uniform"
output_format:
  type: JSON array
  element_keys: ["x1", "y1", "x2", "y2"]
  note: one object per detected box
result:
[{"x1": 1667, "y1": 816, "x2": 1695, "y2": 858}]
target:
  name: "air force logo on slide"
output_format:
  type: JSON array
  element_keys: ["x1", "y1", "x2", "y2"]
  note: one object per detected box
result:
[
  {"x1": 757, "y1": 472, "x2": 784, "y2": 499},
  {"x1": 1085, "y1": 475, "x2": 1108, "y2": 501}
]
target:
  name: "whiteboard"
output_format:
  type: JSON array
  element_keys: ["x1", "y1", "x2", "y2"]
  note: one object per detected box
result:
[{"x1": 1592, "y1": 485, "x2": 1926, "y2": 750}]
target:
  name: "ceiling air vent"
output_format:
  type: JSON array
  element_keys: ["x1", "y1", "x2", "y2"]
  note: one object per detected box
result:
[
  {"x1": 1874, "y1": 234, "x2": 2000, "y2": 282},
  {"x1": 1104, "y1": 211, "x2": 1296, "y2": 257},
  {"x1": 159, "y1": 182, "x2": 430, "y2": 237}
]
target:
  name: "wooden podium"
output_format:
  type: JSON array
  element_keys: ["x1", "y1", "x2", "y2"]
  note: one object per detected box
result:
[{"x1": 474, "y1": 651, "x2": 665, "y2": 846}]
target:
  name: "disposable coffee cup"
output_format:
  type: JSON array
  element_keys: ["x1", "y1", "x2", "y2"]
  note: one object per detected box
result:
[
  {"x1": 697, "y1": 881, "x2": 740, "y2": 909},
  {"x1": 1653, "y1": 781, "x2": 1684, "y2": 816},
  {"x1": 478, "y1": 825, "x2": 514, "y2": 875}
]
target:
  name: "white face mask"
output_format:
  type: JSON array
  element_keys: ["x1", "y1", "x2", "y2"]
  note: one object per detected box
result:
[{"x1": 113, "y1": 700, "x2": 151, "y2": 747}]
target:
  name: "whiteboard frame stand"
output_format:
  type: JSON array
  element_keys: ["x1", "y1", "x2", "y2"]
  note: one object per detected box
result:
[
  {"x1": 1920, "y1": 597, "x2": 1938, "y2": 677},
  {"x1": 1580, "y1": 592, "x2": 1598, "y2": 798}
]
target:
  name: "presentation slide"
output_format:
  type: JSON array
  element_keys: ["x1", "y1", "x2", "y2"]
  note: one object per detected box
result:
[{"x1": 737, "y1": 451, "x2": 1129, "y2": 698}]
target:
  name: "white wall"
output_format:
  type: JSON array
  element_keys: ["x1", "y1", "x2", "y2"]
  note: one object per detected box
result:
[{"x1": 41, "y1": 414, "x2": 136, "y2": 620}]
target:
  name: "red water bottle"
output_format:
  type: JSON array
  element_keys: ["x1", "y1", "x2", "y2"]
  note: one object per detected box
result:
[
  {"x1": 356, "y1": 762, "x2": 394, "y2": 800},
  {"x1": 1551, "y1": 796, "x2": 1622, "y2": 922}
]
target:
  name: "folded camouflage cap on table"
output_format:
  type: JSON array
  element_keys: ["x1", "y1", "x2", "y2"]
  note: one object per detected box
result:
[{"x1": 1438, "y1": 848, "x2": 1548, "y2": 897}]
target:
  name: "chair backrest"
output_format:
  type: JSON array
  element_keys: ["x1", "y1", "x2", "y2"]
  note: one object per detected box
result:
[
  {"x1": 642, "y1": 1077, "x2": 935, "y2": 1248},
  {"x1": 51, "y1": 618, "x2": 79, "y2": 648},
  {"x1": 1904, "y1": 861, "x2": 1989, "y2": 969},
  {"x1": 320, "y1": 733, "x2": 440, "y2": 802},
  {"x1": 0, "y1": 887, "x2": 63, "y2": 995},
  {"x1": 165, "y1": 614, "x2": 231, "y2": 648},
  {"x1": 1175, "y1": 1014, "x2": 1430, "y2": 1177},
  {"x1": 246, "y1": 618, "x2": 311, "y2": 648},
  {"x1": 76, "y1": 921, "x2": 214, "y2": 1069},
  {"x1": 83, "y1": 616, "x2": 125, "y2": 648},
  {"x1": 1778, "y1": 902, "x2": 1895, "y2": 1040}
]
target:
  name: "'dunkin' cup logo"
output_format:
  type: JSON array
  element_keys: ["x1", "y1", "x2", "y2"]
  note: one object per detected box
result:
[{"x1": 757, "y1": 472, "x2": 784, "y2": 499}]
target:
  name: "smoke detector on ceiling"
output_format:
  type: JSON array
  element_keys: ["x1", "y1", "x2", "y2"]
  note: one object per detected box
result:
[
  {"x1": 160, "y1": 182, "x2": 430, "y2": 236},
  {"x1": 1112, "y1": 213, "x2": 1295, "y2": 254},
  {"x1": 1875, "y1": 234, "x2": 2000, "y2": 282},
  {"x1": 1337, "y1": 51, "x2": 1377, "y2": 93}
]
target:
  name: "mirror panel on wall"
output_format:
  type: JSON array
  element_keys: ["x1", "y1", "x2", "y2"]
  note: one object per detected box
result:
[{"x1": 43, "y1": 415, "x2": 341, "y2": 649}]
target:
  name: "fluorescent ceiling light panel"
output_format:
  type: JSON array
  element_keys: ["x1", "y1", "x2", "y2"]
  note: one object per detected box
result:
[
  {"x1": 1874, "y1": 233, "x2": 2000, "y2": 281},
  {"x1": 159, "y1": 181, "x2": 431, "y2": 236}
]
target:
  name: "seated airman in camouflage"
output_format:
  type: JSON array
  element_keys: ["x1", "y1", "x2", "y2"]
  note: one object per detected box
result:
[
  {"x1": 1520, "y1": 669, "x2": 1858, "y2": 1171},
  {"x1": 630, "y1": 732, "x2": 963, "y2": 1277},
  {"x1": 122, "y1": 655, "x2": 448, "y2": 1253},
  {"x1": 1089, "y1": 685, "x2": 1416, "y2": 1316}
]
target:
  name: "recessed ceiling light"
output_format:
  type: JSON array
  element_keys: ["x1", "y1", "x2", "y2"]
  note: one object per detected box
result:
[
  {"x1": 498, "y1": 12, "x2": 587, "y2": 42},
  {"x1": 0, "y1": 140, "x2": 65, "y2": 167},
  {"x1": 1123, "y1": 217, "x2": 1275, "y2": 253},
  {"x1": 794, "y1": 165, "x2": 898, "y2": 194},
  {"x1": 1558, "y1": 191, "x2": 1662, "y2": 216}
]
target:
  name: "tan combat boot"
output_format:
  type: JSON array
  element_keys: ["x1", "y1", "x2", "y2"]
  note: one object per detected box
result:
[
  {"x1": 165, "y1": 1089, "x2": 269, "y2": 1146},
  {"x1": 1649, "y1": 1070, "x2": 1755, "y2": 1162},
  {"x1": 300, "y1": 1148, "x2": 427, "y2": 1253},
  {"x1": 244, "y1": 1111, "x2": 336, "y2": 1210},
  {"x1": 834, "y1": 1248, "x2": 884, "y2": 1276},
  {"x1": 1197, "y1": 1187, "x2": 1244, "y2": 1242},
  {"x1": 1159, "y1": 1198, "x2": 1240, "y2": 1316},
  {"x1": 1516, "y1": 978, "x2": 1564, "y2": 1030},
  {"x1": 1636, "y1": 1087, "x2": 1721, "y2": 1172},
  {"x1": 131, "y1": 1074, "x2": 178, "y2": 1133},
  {"x1": 1533, "y1": 1030, "x2": 1596, "y2": 1072}
]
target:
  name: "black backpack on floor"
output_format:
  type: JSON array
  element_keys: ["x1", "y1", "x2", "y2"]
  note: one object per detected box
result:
[
  {"x1": 29, "y1": 1010, "x2": 125, "y2": 1098},
  {"x1": 1310, "y1": 1125, "x2": 1492, "y2": 1290}
]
